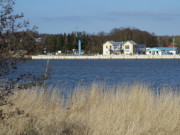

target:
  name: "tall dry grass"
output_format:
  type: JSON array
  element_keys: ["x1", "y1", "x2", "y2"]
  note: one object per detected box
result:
[{"x1": 1, "y1": 83, "x2": 180, "y2": 135}]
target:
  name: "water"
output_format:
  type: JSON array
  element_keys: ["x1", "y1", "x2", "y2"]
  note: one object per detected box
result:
[{"x1": 15, "y1": 59, "x2": 180, "y2": 91}]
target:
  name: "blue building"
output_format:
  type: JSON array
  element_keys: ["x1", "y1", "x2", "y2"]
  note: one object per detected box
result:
[
  {"x1": 135, "y1": 44, "x2": 146, "y2": 54},
  {"x1": 146, "y1": 47, "x2": 178, "y2": 55}
]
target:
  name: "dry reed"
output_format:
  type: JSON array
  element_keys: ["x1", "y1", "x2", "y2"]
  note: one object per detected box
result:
[{"x1": 1, "y1": 83, "x2": 180, "y2": 135}]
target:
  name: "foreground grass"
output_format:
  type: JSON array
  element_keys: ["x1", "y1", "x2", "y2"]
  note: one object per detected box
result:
[{"x1": 1, "y1": 83, "x2": 180, "y2": 135}]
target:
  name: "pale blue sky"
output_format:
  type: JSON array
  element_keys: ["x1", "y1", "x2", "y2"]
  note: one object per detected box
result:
[{"x1": 14, "y1": 0, "x2": 180, "y2": 35}]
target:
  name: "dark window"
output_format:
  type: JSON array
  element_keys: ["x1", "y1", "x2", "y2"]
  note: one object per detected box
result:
[{"x1": 125, "y1": 45, "x2": 129, "y2": 49}]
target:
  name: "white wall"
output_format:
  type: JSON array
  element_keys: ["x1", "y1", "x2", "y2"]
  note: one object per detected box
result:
[{"x1": 103, "y1": 45, "x2": 109, "y2": 55}]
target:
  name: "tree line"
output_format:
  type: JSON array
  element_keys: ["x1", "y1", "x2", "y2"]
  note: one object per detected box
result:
[
  {"x1": 39, "y1": 28, "x2": 160, "y2": 55},
  {"x1": 41, "y1": 32, "x2": 101, "y2": 54},
  {"x1": 0, "y1": 1, "x2": 179, "y2": 56},
  {"x1": 2, "y1": 27, "x2": 178, "y2": 56}
]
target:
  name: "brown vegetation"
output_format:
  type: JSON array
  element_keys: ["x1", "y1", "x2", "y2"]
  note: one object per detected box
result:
[{"x1": 1, "y1": 83, "x2": 180, "y2": 135}]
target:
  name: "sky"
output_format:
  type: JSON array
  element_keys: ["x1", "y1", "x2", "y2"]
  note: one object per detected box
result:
[{"x1": 14, "y1": 0, "x2": 180, "y2": 35}]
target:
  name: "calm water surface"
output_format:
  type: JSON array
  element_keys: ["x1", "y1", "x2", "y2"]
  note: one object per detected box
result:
[{"x1": 16, "y1": 59, "x2": 180, "y2": 91}]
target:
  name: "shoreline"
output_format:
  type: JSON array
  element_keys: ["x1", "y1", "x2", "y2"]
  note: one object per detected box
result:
[{"x1": 31, "y1": 54, "x2": 180, "y2": 59}]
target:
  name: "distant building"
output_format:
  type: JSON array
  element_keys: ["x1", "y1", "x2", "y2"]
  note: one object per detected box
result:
[
  {"x1": 123, "y1": 41, "x2": 137, "y2": 55},
  {"x1": 35, "y1": 38, "x2": 43, "y2": 43},
  {"x1": 103, "y1": 41, "x2": 124, "y2": 55},
  {"x1": 135, "y1": 44, "x2": 146, "y2": 54},
  {"x1": 146, "y1": 47, "x2": 178, "y2": 55},
  {"x1": 103, "y1": 40, "x2": 146, "y2": 55}
]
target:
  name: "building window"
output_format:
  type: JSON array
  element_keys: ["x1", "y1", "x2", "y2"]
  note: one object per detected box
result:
[
  {"x1": 125, "y1": 45, "x2": 129, "y2": 49},
  {"x1": 106, "y1": 46, "x2": 108, "y2": 49}
]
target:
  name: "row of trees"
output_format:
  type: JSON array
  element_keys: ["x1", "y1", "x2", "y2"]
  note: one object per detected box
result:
[
  {"x1": 3, "y1": 27, "x2": 178, "y2": 56},
  {"x1": 174, "y1": 36, "x2": 180, "y2": 48},
  {"x1": 41, "y1": 28, "x2": 159, "y2": 54},
  {"x1": 0, "y1": 0, "x2": 173, "y2": 56},
  {"x1": 108, "y1": 28, "x2": 158, "y2": 47},
  {"x1": 157, "y1": 36, "x2": 180, "y2": 48},
  {"x1": 0, "y1": 1, "x2": 178, "y2": 57},
  {"x1": 42, "y1": 32, "x2": 103, "y2": 54}
]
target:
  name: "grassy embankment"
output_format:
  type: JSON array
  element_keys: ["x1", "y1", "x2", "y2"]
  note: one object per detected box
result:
[{"x1": 1, "y1": 83, "x2": 180, "y2": 135}]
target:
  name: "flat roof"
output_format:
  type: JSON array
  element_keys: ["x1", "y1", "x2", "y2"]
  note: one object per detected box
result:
[{"x1": 148, "y1": 47, "x2": 178, "y2": 51}]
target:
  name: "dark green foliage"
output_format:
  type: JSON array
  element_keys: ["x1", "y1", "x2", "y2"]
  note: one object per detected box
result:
[
  {"x1": 174, "y1": 36, "x2": 180, "y2": 49},
  {"x1": 157, "y1": 36, "x2": 179, "y2": 47},
  {"x1": 109, "y1": 28, "x2": 158, "y2": 47},
  {"x1": 57, "y1": 34, "x2": 65, "y2": 51},
  {"x1": 48, "y1": 35, "x2": 57, "y2": 52}
]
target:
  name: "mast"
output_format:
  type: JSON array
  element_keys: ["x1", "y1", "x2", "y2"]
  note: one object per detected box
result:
[
  {"x1": 78, "y1": 33, "x2": 81, "y2": 56},
  {"x1": 76, "y1": 27, "x2": 81, "y2": 56}
]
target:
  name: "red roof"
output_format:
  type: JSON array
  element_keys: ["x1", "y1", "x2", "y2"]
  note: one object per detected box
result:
[{"x1": 167, "y1": 45, "x2": 174, "y2": 47}]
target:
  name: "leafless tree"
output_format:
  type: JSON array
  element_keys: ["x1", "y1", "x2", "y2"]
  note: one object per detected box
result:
[{"x1": 0, "y1": 0, "x2": 44, "y2": 110}]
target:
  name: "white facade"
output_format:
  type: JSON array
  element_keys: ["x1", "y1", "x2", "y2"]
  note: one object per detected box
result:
[
  {"x1": 103, "y1": 41, "x2": 125, "y2": 55},
  {"x1": 103, "y1": 40, "x2": 146, "y2": 55},
  {"x1": 103, "y1": 41, "x2": 114, "y2": 55},
  {"x1": 123, "y1": 41, "x2": 136, "y2": 55},
  {"x1": 169, "y1": 50, "x2": 176, "y2": 55},
  {"x1": 146, "y1": 47, "x2": 178, "y2": 55}
]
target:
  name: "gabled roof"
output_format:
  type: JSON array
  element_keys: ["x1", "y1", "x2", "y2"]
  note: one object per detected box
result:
[
  {"x1": 104, "y1": 40, "x2": 141, "y2": 47},
  {"x1": 125, "y1": 40, "x2": 137, "y2": 45},
  {"x1": 106, "y1": 41, "x2": 124, "y2": 46}
]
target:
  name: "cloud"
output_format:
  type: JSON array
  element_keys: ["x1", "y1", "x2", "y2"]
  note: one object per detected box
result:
[
  {"x1": 36, "y1": 14, "x2": 117, "y2": 25},
  {"x1": 108, "y1": 11, "x2": 180, "y2": 21},
  {"x1": 35, "y1": 11, "x2": 180, "y2": 27},
  {"x1": 38, "y1": 16, "x2": 93, "y2": 23}
]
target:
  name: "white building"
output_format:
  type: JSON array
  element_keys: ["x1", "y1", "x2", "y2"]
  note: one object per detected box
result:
[
  {"x1": 103, "y1": 41, "x2": 124, "y2": 55},
  {"x1": 146, "y1": 47, "x2": 178, "y2": 55},
  {"x1": 103, "y1": 40, "x2": 146, "y2": 55}
]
